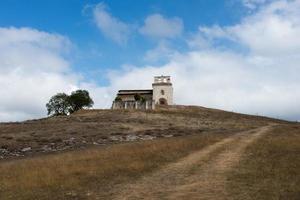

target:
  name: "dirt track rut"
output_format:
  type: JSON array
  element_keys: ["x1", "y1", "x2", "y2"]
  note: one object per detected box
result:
[{"x1": 112, "y1": 125, "x2": 273, "y2": 200}]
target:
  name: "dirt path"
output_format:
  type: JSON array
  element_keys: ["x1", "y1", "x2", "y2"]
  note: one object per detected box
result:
[{"x1": 111, "y1": 125, "x2": 273, "y2": 200}]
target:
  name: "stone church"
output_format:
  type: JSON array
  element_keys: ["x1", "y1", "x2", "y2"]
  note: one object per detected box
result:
[{"x1": 112, "y1": 75, "x2": 173, "y2": 110}]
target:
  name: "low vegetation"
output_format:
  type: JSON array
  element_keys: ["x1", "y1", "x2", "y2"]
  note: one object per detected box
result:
[
  {"x1": 0, "y1": 106, "x2": 298, "y2": 199},
  {"x1": 46, "y1": 89, "x2": 94, "y2": 116},
  {"x1": 227, "y1": 124, "x2": 300, "y2": 199},
  {"x1": 0, "y1": 106, "x2": 283, "y2": 159},
  {"x1": 0, "y1": 133, "x2": 227, "y2": 200}
]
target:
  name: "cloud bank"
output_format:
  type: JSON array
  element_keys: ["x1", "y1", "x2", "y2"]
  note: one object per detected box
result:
[
  {"x1": 104, "y1": 0, "x2": 300, "y2": 121},
  {"x1": 139, "y1": 14, "x2": 183, "y2": 38},
  {"x1": 0, "y1": 27, "x2": 111, "y2": 122},
  {"x1": 1, "y1": 0, "x2": 300, "y2": 122},
  {"x1": 92, "y1": 3, "x2": 131, "y2": 45},
  {"x1": 0, "y1": 27, "x2": 77, "y2": 121},
  {"x1": 243, "y1": 0, "x2": 269, "y2": 9},
  {"x1": 91, "y1": 3, "x2": 184, "y2": 43}
]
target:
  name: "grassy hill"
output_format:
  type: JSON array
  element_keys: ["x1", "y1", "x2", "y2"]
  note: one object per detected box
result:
[
  {"x1": 0, "y1": 106, "x2": 299, "y2": 199},
  {"x1": 0, "y1": 105, "x2": 285, "y2": 159}
]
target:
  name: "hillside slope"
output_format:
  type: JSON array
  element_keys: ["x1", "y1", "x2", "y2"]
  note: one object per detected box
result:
[
  {"x1": 0, "y1": 105, "x2": 299, "y2": 200},
  {"x1": 0, "y1": 105, "x2": 286, "y2": 159}
]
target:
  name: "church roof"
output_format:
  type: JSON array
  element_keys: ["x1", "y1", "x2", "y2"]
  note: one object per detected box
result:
[{"x1": 117, "y1": 89, "x2": 153, "y2": 95}]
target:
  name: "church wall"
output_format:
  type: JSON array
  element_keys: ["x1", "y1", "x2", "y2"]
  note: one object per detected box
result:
[
  {"x1": 118, "y1": 94, "x2": 153, "y2": 101},
  {"x1": 112, "y1": 100, "x2": 155, "y2": 110},
  {"x1": 152, "y1": 84, "x2": 173, "y2": 105}
]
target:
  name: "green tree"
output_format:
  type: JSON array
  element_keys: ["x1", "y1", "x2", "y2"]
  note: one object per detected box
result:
[
  {"x1": 134, "y1": 93, "x2": 146, "y2": 103},
  {"x1": 46, "y1": 93, "x2": 70, "y2": 116},
  {"x1": 68, "y1": 90, "x2": 94, "y2": 113},
  {"x1": 115, "y1": 96, "x2": 122, "y2": 101},
  {"x1": 46, "y1": 90, "x2": 94, "y2": 116},
  {"x1": 140, "y1": 96, "x2": 146, "y2": 103},
  {"x1": 134, "y1": 93, "x2": 141, "y2": 101}
]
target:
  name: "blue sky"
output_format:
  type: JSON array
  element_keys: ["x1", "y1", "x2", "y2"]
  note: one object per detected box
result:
[
  {"x1": 0, "y1": 0, "x2": 248, "y2": 85},
  {"x1": 1, "y1": 0, "x2": 300, "y2": 122}
]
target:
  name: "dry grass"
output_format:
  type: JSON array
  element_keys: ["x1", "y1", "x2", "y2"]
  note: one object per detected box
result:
[
  {"x1": 0, "y1": 132, "x2": 228, "y2": 200},
  {"x1": 0, "y1": 106, "x2": 295, "y2": 199},
  {"x1": 227, "y1": 124, "x2": 300, "y2": 200},
  {"x1": 0, "y1": 106, "x2": 284, "y2": 159}
]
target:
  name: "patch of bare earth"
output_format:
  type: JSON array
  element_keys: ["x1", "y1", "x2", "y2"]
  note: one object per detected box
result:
[{"x1": 112, "y1": 125, "x2": 273, "y2": 200}]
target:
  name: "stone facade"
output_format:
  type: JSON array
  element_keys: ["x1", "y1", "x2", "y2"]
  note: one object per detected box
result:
[
  {"x1": 152, "y1": 76, "x2": 173, "y2": 105},
  {"x1": 112, "y1": 76, "x2": 173, "y2": 110},
  {"x1": 112, "y1": 100, "x2": 155, "y2": 110}
]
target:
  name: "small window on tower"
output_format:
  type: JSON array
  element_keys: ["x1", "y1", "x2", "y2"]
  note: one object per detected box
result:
[{"x1": 161, "y1": 90, "x2": 165, "y2": 95}]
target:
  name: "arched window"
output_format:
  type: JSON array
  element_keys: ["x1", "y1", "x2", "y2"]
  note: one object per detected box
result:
[{"x1": 161, "y1": 90, "x2": 165, "y2": 95}]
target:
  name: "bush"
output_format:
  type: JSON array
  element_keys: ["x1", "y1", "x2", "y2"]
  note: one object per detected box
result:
[
  {"x1": 68, "y1": 90, "x2": 94, "y2": 113},
  {"x1": 134, "y1": 93, "x2": 141, "y2": 101},
  {"x1": 115, "y1": 96, "x2": 122, "y2": 101},
  {"x1": 46, "y1": 93, "x2": 70, "y2": 116},
  {"x1": 46, "y1": 90, "x2": 94, "y2": 116},
  {"x1": 134, "y1": 94, "x2": 146, "y2": 103}
]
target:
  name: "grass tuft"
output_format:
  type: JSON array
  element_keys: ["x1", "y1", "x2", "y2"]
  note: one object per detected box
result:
[
  {"x1": 0, "y1": 133, "x2": 227, "y2": 200},
  {"x1": 227, "y1": 124, "x2": 300, "y2": 200}
]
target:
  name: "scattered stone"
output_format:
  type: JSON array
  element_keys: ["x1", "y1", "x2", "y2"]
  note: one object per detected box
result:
[
  {"x1": 109, "y1": 136, "x2": 121, "y2": 141},
  {"x1": 10, "y1": 152, "x2": 23, "y2": 157},
  {"x1": 0, "y1": 148, "x2": 9, "y2": 154},
  {"x1": 63, "y1": 137, "x2": 76, "y2": 145},
  {"x1": 140, "y1": 135, "x2": 155, "y2": 140},
  {"x1": 41, "y1": 145, "x2": 52, "y2": 152},
  {"x1": 163, "y1": 134, "x2": 173, "y2": 138},
  {"x1": 125, "y1": 135, "x2": 138, "y2": 141},
  {"x1": 21, "y1": 147, "x2": 31, "y2": 152},
  {"x1": 108, "y1": 134, "x2": 157, "y2": 142}
]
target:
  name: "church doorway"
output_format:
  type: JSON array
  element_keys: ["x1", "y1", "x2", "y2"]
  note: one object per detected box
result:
[{"x1": 159, "y1": 98, "x2": 168, "y2": 105}]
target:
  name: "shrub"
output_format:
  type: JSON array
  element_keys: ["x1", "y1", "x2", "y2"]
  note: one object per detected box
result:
[
  {"x1": 46, "y1": 90, "x2": 94, "y2": 116},
  {"x1": 115, "y1": 96, "x2": 122, "y2": 101}
]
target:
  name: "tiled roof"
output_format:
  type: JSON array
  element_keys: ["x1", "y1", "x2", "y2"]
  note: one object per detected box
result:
[{"x1": 117, "y1": 89, "x2": 153, "y2": 95}]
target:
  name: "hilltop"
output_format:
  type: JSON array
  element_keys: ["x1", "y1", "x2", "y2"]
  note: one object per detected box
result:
[{"x1": 0, "y1": 105, "x2": 286, "y2": 159}]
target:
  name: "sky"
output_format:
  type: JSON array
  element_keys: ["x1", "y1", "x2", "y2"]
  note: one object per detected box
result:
[{"x1": 0, "y1": 0, "x2": 300, "y2": 122}]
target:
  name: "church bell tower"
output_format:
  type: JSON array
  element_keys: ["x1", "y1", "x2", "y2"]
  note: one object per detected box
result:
[{"x1": 152, "y1": 76, "x2": 173, "y2": 105}]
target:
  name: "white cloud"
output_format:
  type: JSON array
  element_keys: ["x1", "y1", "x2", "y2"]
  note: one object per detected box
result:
[
  {"x1": 0, "y1": 27, "x2": 74, "y2": 121},
  {"x1": 195, "y1": 0, "x2": 300, "y2": 56},
  {"x1": 144, "y1": 41, "x2": 179, "y2": 63},
  {"x1": 243, "y1": 0, "x2": 269, "y2": 9},
  {"x1": 233, "y1": 0, "x2": 300, "y2": 56},
  {"x1": 103, "y1": 0, "x2": 300, "y2": 121},
  {"x1": 2, "y1": 0, "x2": 300, "y2": 122},
  {"x1": 92, "y1": 2, "x2": 130, "y2": 45},
  {"x1": 106, "y1": 50, "x2": 300, "y2": 121},
  {"x1": 188, "y1": 25, "x2": 229, "y2": 49},
  {"x1": 139, "y1": 14, "x2": 183, "y2": 38},
  {"x1": 0, "y1": 27, "x2": 110, "y2": 122}
]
